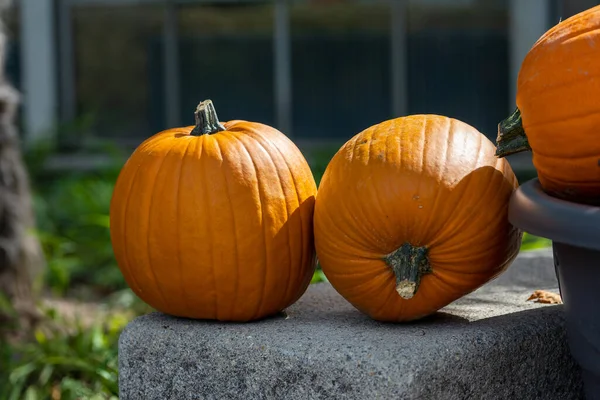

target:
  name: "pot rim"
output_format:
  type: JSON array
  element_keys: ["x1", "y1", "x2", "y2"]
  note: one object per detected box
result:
[{"x1": 508, "y1": 178, "x2": 600, "y2": 251}]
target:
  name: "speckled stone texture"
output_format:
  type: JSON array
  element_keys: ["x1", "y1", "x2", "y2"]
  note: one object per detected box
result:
[{"x1": 118, "y1": 250, "x2": 583, "y2": 400}]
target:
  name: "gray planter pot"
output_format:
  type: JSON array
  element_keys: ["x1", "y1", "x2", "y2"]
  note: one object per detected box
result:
[{"x1": 509, "y1": 178, "x2": 600, "y2": 400}]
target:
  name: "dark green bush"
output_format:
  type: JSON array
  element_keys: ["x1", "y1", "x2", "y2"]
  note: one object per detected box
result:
[{"x1": 0, "y1": 304, "x2": 123, "y2": 400}]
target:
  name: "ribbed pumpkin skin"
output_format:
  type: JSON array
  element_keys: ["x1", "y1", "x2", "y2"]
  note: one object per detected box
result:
[
  {"x1": 517, "y1": 5, "x2": 600, "y2": 204},
  {"x1": 110, "y1": 120, "x2": 317, "y2": 321},
  {"x1": 314, "y1": 115, "x2": 522, "y2": 322}
]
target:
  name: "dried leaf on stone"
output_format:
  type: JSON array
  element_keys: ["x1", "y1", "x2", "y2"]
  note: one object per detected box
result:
[{"x1": 527, "y1": 290, "x2": 562, "y2": 304}]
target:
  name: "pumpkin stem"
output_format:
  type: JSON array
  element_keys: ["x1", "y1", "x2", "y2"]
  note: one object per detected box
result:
[
  {"x1": 190, "y1": 99, "x2": 226, "y2": 136},
  {"x1": 495, "y1": 107, "x2": 531, "y2": 158},
  {"x1": 383, "y1": 243, "x2": 431, "y2": 300}
]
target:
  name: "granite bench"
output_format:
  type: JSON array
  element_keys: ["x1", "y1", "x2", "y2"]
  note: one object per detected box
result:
[{"x1": 118, "y1": 249, "x2": 583, "y2": 399}]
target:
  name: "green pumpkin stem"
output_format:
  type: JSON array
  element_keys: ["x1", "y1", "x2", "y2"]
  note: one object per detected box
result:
[
  {"x1": 384, "y1": 243, "x2": 431, "y2": 300},
  {"x1": 190, "y1": 99, "x2": 226, "y2": 136},
  {"x1": 495, "y1": 107, "x2": 532, "y2": 158}
]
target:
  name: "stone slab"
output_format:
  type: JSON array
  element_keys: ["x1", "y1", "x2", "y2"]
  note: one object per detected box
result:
[{"x1": 118, "y1": 249, "x2": 583, "y2": 400}]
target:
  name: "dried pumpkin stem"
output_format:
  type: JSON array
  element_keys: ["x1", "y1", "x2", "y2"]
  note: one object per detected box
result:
[
  {"x1": 495, "y1": 107, "x2": 532, "y2": 158},
  {"x1": 383, "y1": 243, "x2": 431, "y2": 300},
  {"x1": 190, "y1": 99, "x2": 226, "y2": 136}
]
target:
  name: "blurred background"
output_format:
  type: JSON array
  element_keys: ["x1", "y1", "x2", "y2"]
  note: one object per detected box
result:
[{"x1": 0, "y1": 0, "x2": 597, "y2": 398}]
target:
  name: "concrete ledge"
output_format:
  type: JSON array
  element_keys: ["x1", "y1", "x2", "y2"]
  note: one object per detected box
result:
[{"x1": 118, "y1": 249, "x2": 583, "y2": 399}]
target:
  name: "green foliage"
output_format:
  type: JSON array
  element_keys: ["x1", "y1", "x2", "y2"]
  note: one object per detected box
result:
[
  {"x1": 35, "y1": 175, "x2": 123, "y2": 295},
  {"x1": 0, "y1": 306, "x2": 124, "y2": 400},
  {"x1": 310, "y1": 267, "x2": 328, "y2": 284},
  {"x1": 520, "y1": 231, "x2": 552, "y2": 251},
  {"x1": 24, "y1": 124, "x2": 127, "y2": 296}
]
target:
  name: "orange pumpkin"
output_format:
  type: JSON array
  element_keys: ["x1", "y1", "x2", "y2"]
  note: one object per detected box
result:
[
  {"x1": 496, "y1": 5, "x2": 600, "y2": 205},
  {"x1": 109, "y1": 100, "x2": 317, "y2": 321},
  {"x1": 314, "y1": 115, "x2": 522, "y2": 322}
]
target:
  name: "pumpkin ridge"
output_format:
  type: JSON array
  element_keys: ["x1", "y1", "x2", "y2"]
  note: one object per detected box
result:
[
  {"x1": 519, "y1": 50, "x2": 600, "y2": 98},
  {"x1": 418, "y1": 117, "x2": 452, "y2": 243},
  {"x1": 436, "y1": 184, "x2": 504, "y2": 255},
  {"x1": 344, "y1": 135, "x2": 354, "y2": 163},
  {"x1": 395, "y1": 119, "x2": 403, "y2": 178},
  {"x1": 525, "y1": 106, "x2": 600, "y2": 138},
  {"x1": 234, "y1": 130, "x2": 296, "y2": 312},
  {"x1": 114, "y1": 153, "x2": 149, "y2": 297},
  {"x1": 531, "y1": 9, "x2": 600, "y2": 49},
  {"x1": 534, "y1": 162, "x2": 600, "y2": 184},
  {"x1": 425, "y1": 268, "x2": 478, "y2": 299},
  {"x1": 316, "y1": 192, "x2": 374, "y2": 254},
  {"x1": 432, "y1": 175, "x2": 514, "y2": 267},
  {"x1": 137, "y1": 134, "x2": 177, "y2": 154},
  {"x1": 383, "y1": 243, "x2": 431, "y2": 299},
  {"x1": 322, "y1": 259, "x2": 388, "y2": 279},
  {"x1": 234, "y1": 136, "x2": 270, "y2": 320},
  {"x1": 175, "y1": 138, "x2": 195, "y2": 316},
  {"x1": 407, "y1": 116, "x2": 428, "y2": 242},
  {"x1": 145, "y1": 145, "x2": 176, "y2": 313},
  {"x1": 368, "y1": 272, "x2": 405, "y2": 319},
  {"x1": 427, "y1": 128, "x2": 485, "y2": 248},
  {"x1": 542, "y1": 23, "x2": 600, "y2": 48},
  {"x1": 532, "y1": 146, "x2": 600, "y2": 161},
  {"x1": 267, "y1": 144, "x2": 307, "y2": 306},
  {"x1": 428, "y1": 132, "x2": 487, "y2": 249},
  {"x1": 352, "y1": 126, "x2": 390, "y2": 247},
  {"x1": 116, "y1": 135, "x2": 174, "y2": 295},
  {"x1": 344, "y1": 131, "x2": 383, "y2": 250},
  {"x1": 212, "y1": 135, "x2": 241, "y2": 319},
  {"x1": 365, "y1": 127, "x2": 392, "y2": 244},
  {"x1": 110, "y1": 143, "x2": 163, "y2": 289},
  {"x1": 197, "y1": 137, "x2": 220, "y2": 319},
  {"x1": 331, "y1": 266, "x2": 390, "y2": 300}
]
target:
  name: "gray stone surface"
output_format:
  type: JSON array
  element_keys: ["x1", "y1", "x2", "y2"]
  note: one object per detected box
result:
[{"x1": 119, "y1": 249, "x2": 584, "y2": 400}]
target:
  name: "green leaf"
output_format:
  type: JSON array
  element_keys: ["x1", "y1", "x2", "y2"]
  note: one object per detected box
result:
[
  {"x1": 86, "y1": 214, "x2": 111, "y2": 228},
  {"x1": 311, "y1": 269, "x2": 328, "y2": 284},
  {"x1": 23, "y1": 386, "x2": 40, "y2": 400},
  {"x1": 9, "y1": 362, "x2": 38, "y2": 384},
  {"x1": 8, "y1": 382, "x2": 25, "y2": 400},
  {"x1": 34, "y1": 329, "x2": 46, "y2": 345},
  {"x1": 38, "y1": 364, "x2": 54, "y2": 386},
  {"x1": 520, "y1": 232, "x2": 552, "y2": 251}
]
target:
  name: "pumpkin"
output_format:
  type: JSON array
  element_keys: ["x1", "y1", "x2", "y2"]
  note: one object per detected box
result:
[
  {"x1": 495, "y1": 5, "x2": 600, "y2": 205},
  {"x1": 109, "y1": 100, "x2": 317, "y2": 321},
  {"x1": 314, "y1": 115, "x2": 522, "y2": 322}
]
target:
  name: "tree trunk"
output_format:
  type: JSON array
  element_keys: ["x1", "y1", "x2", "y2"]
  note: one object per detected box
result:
[{"x1": 0, "y1": 1, "x2": 45, "y2": 332}]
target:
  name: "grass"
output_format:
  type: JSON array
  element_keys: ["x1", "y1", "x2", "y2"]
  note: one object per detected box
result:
[{"x1": 520, "y1": 232, "x2": 552, "y2": 251}]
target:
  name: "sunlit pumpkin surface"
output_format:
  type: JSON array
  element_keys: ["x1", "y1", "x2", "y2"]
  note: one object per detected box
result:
[
  {"x1": 110, "y1": 103, "x2": 317, "y2": 321},
  {"x1": 517, "y1": 5, "x2": 600, "y2": 204},
  {"x1": 314, "y1": 115, "x2": 522, "y2": 322}
]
